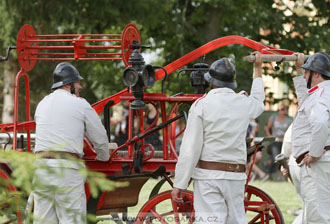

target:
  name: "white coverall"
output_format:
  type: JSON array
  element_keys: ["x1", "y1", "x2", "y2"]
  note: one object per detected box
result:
[
  {"x1": 173, "y1": 78, "x2": 265, "y2": 223},
  {"x1": 281, "y1": 124, "x2": 303, "y2": 224},
  {"x1": 32, "y1": 89, "x2": 110, "y2": 224},
  {"x1": 291, "y1": 76, "x2": 330, "y2": 224}
]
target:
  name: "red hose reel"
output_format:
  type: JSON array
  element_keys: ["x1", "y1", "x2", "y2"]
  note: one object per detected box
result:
[{"x1": 16, "y1": 23, "x2": 141, "y2": 71}]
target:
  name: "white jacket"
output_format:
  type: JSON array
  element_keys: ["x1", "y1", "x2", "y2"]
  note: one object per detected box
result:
[
  {"x1": 174, "y1": 78, "x2": 265, "y2": 189},
  {"x1": 34, "y1": 89, "x2": 110, "y2": 162},
  {"x1": 292, "y1": 76, "x2": 330, "y2": 160}
]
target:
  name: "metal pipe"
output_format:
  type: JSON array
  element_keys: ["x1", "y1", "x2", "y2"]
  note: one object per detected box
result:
[{"x1": 245, "y1": 54, "x2": 309, "y2": 63}]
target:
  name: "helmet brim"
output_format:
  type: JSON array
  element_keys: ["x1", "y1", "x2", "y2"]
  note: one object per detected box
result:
[
  {"x1": 204, "y1": 72, "x2": 237, "y2": 89},
  {"x1": 301, "y1": 64, "x2": 330, "y2": 77},
  {"x1": 51, "y1": 75, "x2": 83, "y2": 90}
]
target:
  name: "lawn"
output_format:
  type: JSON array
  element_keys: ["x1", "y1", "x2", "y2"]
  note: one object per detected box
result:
[
  {"x1": 98, "y1": 178, "x2": 302, "y2": 223},
  {"x1": 1, "y1": 178, "x2": 301, "y2": 223}
]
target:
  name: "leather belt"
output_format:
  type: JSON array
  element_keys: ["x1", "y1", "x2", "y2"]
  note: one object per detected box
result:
[
  {"x1": 196, "y1": 160, "x2": 246, "y2": 173},
  {"x1": 295, "y1": 145, "x2": 330, "y2": 164},
  {"x1": 36, "y1": 151, "x2": 79, "y2": 160}
]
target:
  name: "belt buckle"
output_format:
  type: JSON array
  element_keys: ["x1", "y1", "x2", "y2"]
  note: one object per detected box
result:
[
  {"x1": 235, "y1": 164, "x2": 240, "y2": 172},
  {"x1": 227, "y1": 164, "x2": 240, "y2": 172}
]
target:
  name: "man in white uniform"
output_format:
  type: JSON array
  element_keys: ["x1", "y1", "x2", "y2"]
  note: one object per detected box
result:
[
  {"x1": 32, "y1": 62, "x2": 110, "y2": 223},
  {"x1": 171, "y1": 52, "x2": 265, "y2": 223},
  {"x1": 280, "y1": 124, "x2": 303, "y2": 224},
  {"x1": 292, "y1": 52, "x2": 330, "y2": 224}
]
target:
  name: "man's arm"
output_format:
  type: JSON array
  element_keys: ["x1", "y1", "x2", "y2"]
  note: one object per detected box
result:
[
  {"x1": 172, "y1": 104, "x2": 204, "y2": 203},
  {"x1": 293, "y1": 53, "x2": 308, "y2": 105},
  {"x1": 173, "y1": 103, "x2": 204, "y2": 190},
  {"x1": 84, "y1": 104, "x2": 110, "y2": 161},
  {"x1": 247, "y1": 52, "x2": 265, "y2": 119}
]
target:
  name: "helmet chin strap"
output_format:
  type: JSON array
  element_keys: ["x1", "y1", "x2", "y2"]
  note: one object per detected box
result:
[
  {"x1": 307, "y1": 72, "x2": 313, "y2": 89},
  {"x1": 70, "y1": 83, "x2": 76, "y2": 94}
]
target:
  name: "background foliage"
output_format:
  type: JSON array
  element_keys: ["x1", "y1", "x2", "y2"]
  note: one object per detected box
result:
[{"x1": 0, "y1": 0, "x2": 329, "y2": 121}]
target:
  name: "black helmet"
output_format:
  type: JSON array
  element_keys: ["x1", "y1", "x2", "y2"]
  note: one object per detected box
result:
[
  {"x1": 301, "y1": 52, "x2": 330, "y2": 77},
  {"x1": 51, "y1": 62, "x2": 83, "y2": 90},
  {"x1": 204, "y1": 58, "x2": 237, "y2": 89}
]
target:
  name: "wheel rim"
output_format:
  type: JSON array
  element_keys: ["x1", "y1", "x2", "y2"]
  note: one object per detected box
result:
[
  {"x1": 136, "y1": 190, "x2": 194, "y2": 224},
  {"x1": 245, "y1": 185, "x2": 284, "y2": 224},
  {"x1": 136, "y1": 186, "x2": 284, "y2": 224}
]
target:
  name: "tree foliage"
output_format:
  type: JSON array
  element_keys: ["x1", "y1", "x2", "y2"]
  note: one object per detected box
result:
[{"x1": 0, "y1": 0, "x2": 329, "y2": 118}]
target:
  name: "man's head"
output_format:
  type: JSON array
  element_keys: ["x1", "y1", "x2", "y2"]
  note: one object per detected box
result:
[
  {"x1": 301, "y1": 52, "x2": 330, "y2": 88},
  {"x1": 204, "y1": 58, "x2": 237, "y2": 89},
  {"x1": 51, "y1": 62, "x2": 84, "y2": 96}
]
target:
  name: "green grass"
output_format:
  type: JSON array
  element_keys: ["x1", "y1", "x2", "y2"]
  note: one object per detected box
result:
[
  {"x1": 97, "y1": 178, "x2": 302, "y2": 223},
  {"x1": 1, "y1": 178, "x2": 301, "y2": 223}
]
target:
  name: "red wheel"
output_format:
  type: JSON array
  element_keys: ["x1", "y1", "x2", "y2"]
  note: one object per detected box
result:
[
  {"x1": 121, "y1": 24, "x2": 141, "y2": 67},
  {"x1": 16, "y1": 24, "x2": 38, "y2": 71},
  {"x1": 245, "y1": 185, "x2": 284, "y2": 224},
  {"x1": 136, "y1": 190, "x2": 194, "y2": 224}
]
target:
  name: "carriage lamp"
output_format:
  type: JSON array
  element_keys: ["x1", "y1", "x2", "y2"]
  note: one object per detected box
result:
[
  {"x1": 122, "y1": 49, "x2": 155, "y2": 109},
  {"x1": 190, "y1": 63, "x2": 209, "y2": 94}
]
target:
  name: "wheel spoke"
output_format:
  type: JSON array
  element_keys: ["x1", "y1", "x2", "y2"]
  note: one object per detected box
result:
[
  {"x1": 150, "y1": 209, "x2": 168, "y2": 224},
  {"x1": 171, "y1": 199, "x2": 181, "y2": 224},
  {"x1": 248, "y1": 212, "x2": 261, "y2": 224},
  {"x1": 188, "y1": 210, "x2": 195, "y2": 224},
  {"x1": 246, "y1": 191, "x2": 252, "y2": 201}
]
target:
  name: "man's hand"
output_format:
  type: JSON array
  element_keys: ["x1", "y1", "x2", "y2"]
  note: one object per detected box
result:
[
  {"x1": 304, "y1": 153, "x2": 320, "y2": 167},
  {"x1": 171, "y1": 187, "x2": 184, "y2": 203},
  {"x1": 251, "y1": 51, "x2": 263, "y2": 78},
  {"x1": 294, "y1": 53, "x2": 305, "y2": 74},
  {"x1": 280, "y1": 165, "x2": 289, "y2": 177}
]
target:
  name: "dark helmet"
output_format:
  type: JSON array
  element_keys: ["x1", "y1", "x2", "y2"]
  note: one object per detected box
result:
[
  {"x1": 204, "y1": 58, "x2": 237, "y2": 89},
  {"x1": 51, "y1": 62, "x2": 83, "y2": 90},
  {"x1": 301, "y1": 52, "x2": 330, "y2": 77}
]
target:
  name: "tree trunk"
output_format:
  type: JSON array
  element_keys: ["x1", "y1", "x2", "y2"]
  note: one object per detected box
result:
[{"x1": 2, "y1": 57, "x2": 17, "y2": 124}]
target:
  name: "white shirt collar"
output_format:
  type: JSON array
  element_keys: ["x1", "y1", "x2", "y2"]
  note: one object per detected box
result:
[{"x1": 208, "y1": 87, "x2": 235, "y2": 94}]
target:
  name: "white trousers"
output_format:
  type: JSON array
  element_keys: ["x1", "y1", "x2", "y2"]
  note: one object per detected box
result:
[
  {"x1": 289, "y1": 155, "x2": 303, "y2": 224},
  {"x1": 300, "y1": 161, "x2": 330, "y2": 224},
  {"x1": 32, "y1": 164, "x2": 86, "y2": 224},
  {"x1": 193, "y1": 179, "x2": 246, "y2": 224}
]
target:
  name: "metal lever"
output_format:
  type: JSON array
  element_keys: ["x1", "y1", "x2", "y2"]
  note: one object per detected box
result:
[
  {"x1": 0, "y1": 46, "x2": 16, "y2": 62},
  {"x1": 129, "y1": 40, "x2": 151, "y2": 50}
]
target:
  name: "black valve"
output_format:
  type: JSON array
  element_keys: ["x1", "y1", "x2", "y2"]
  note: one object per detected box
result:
[{"x1": 274, "y1": 57, "x2": 285, "y2": 71}]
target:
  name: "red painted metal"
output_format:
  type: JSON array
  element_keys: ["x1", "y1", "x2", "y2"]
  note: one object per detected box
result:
[
  {"x1": 135, "y1": 190, "x2": 194, "y2": 224},
  {"x1": 91, "y1": 35, "x2": 294, "y2": 114},
  {"x1": 15, "y1": 24, "x2": 140, "y2": 70},
  {"x1": 121, "y1": 24, "x2": 141, "y2": 66},
  {"x1": 245, "y1": 185, "x2": 284, "y2": 223},
  {"x1": 135, "y1": 186, "x2": 283, "y2": 224},
  {"x1": 13, "y1": 69, "x2": 31, "y2": 152},
  {"x1": 16, "y1": 25, "x2": 38, "y2": 72}
]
